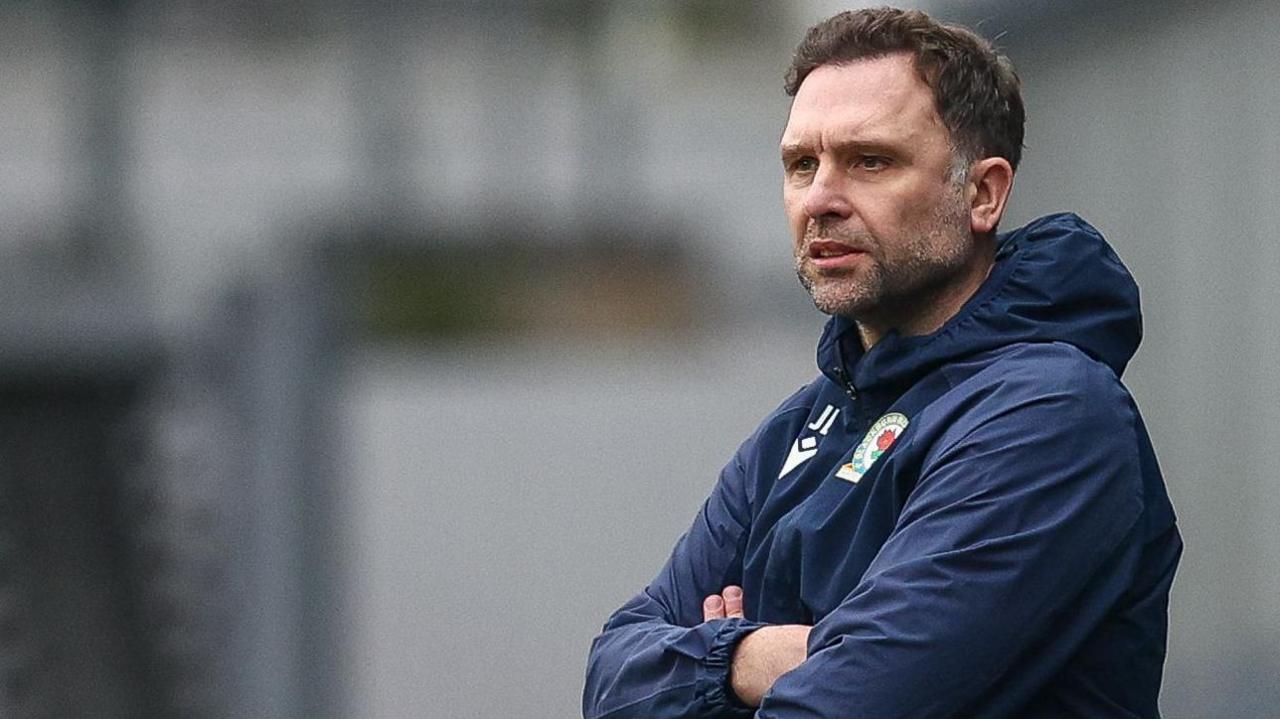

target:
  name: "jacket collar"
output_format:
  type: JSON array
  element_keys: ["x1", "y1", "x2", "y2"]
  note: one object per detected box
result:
[{"x1": 817, "y1": 213, "x2": 1143, "y2": 394}]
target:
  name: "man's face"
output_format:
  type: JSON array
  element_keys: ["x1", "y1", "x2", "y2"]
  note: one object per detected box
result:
[{"x1": 781, "y1": 53, "x2": 976, "y2": 327}]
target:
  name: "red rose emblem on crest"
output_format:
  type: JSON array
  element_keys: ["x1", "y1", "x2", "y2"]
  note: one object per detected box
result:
[{"x1": 876, "y1": 430, "x2": 896, "y2": 451}]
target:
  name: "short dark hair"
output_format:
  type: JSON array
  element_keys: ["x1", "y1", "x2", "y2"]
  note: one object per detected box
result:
[{"x1": 785, "y1": 7, "x2": 1024, "y2": 170}]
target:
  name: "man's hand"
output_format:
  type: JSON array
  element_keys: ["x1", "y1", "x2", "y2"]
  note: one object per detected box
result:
[
  {"x1": 702, "y1": 585, "x2": 746, "y2": 621},
  {"x1": 703, "y1": 586, "x2": 811, "y2": 708}
]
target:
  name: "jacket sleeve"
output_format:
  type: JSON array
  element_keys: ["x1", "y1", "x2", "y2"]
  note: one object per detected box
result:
[
  {"x1": 757, "y1": 364, "x2": 1147, "y2": 718},
  {"x1": 583, "y1": 434, "x2": 767, "y2": 719}
]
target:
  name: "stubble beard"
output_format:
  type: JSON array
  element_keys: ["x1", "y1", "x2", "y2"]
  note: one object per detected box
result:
[{"x1": 795, "y1": 186, "x2": 972, "y2": 322}]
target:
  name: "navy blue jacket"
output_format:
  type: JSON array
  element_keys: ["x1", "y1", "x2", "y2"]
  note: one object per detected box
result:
[{"x1": 583, "y1": 214, "x2": 1181, "y2": 718}]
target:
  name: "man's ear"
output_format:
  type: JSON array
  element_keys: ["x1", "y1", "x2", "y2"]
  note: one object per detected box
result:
[{"x1": 967, "y1": 157, "x2": 1014, "y2": 236}]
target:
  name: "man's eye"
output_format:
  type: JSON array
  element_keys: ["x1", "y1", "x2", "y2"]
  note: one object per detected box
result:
[
  {"x1": 789, "y1": 157, "x2": 818, "y2": 173},
  {"x1": 856, "y1": 156, "x2": 889, "y2": 170}
]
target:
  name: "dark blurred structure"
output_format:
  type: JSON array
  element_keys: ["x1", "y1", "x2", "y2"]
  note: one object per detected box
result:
[
  {"x1": 0, "y1": 259, "x2": 349, "y2": 719},
  {"x1": 0, "y1": 278, "x2": 168, "y2": 717},
  {"x1": 0, "y1": 265, "x2": 352, "y2": 719}
]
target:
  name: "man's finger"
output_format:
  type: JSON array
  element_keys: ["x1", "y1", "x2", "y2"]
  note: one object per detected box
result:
[
  {"x1": 703, "y1": 594, "x2": 725, "y2": 621},
  {"x1": 723, "y1": 585, "x2": 745, "y2": 618}
]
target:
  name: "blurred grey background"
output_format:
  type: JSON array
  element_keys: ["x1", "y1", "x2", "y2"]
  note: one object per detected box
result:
[{"x1": 0, "y1": 0, "x2": 1276, "y2": 717}]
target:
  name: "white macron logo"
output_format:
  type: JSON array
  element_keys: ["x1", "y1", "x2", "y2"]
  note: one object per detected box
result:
[{"x1": 778, "y1": 404, "x2": 839, "y2": 479}]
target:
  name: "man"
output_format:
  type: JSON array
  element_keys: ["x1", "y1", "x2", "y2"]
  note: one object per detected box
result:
[{"x1": 584, "y1": 7, "x2": 1180, "y2": 718}]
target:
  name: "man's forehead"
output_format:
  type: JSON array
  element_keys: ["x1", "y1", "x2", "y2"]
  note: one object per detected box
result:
[
  {"x1": 795, "y1": 54, "x2": 923, "y2": 103},
  {"x1": 781, "y1": 54, "x2": 941, "y2": 147}
]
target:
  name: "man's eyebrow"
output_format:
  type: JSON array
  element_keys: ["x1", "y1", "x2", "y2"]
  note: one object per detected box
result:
[
  {"x1": 781, "y1": 136, "x2": 903, "y2": 157},
  {"x1": 780, "y1": 142, "x2": 811, "y2": 157}
]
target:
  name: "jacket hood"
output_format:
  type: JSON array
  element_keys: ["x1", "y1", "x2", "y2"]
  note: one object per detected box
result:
[{"x1": 817, "y1": 213, "x2": 1143, "y2": 393}]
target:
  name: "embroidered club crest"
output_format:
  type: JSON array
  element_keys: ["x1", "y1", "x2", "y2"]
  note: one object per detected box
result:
[{"x1": 835, "y1": 412, "x2": 910, "y2": 483}]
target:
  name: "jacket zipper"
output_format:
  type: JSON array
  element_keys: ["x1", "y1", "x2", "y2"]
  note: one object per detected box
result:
[
  {"x1": 831, "y1": 342, "x2": 864, "y2": 429},
  {"x1": 831, "y1": 365, "x2": 858, "y2": 403}
]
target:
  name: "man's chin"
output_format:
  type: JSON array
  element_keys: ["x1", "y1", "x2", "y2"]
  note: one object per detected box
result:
[
  {"x1": 797, "y1": 269, "x2": 876, "y2": 316},
  {"x1": 808, "y1": 289, "x2": 873, "y2": 318}
]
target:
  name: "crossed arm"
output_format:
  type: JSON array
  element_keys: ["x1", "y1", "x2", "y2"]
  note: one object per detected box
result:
[{"x1": 701, "y1": 586, "x2": 810, "y2": 707}]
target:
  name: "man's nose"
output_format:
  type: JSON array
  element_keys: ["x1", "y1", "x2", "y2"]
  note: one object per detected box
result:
[{"x1": 802, "y1": 166, "x2": 853, "y2": 220}]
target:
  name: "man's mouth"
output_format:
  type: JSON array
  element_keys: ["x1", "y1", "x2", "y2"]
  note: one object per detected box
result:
[{"x1": 806, "y1": 240, "x2": 867, "y2": 270}]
